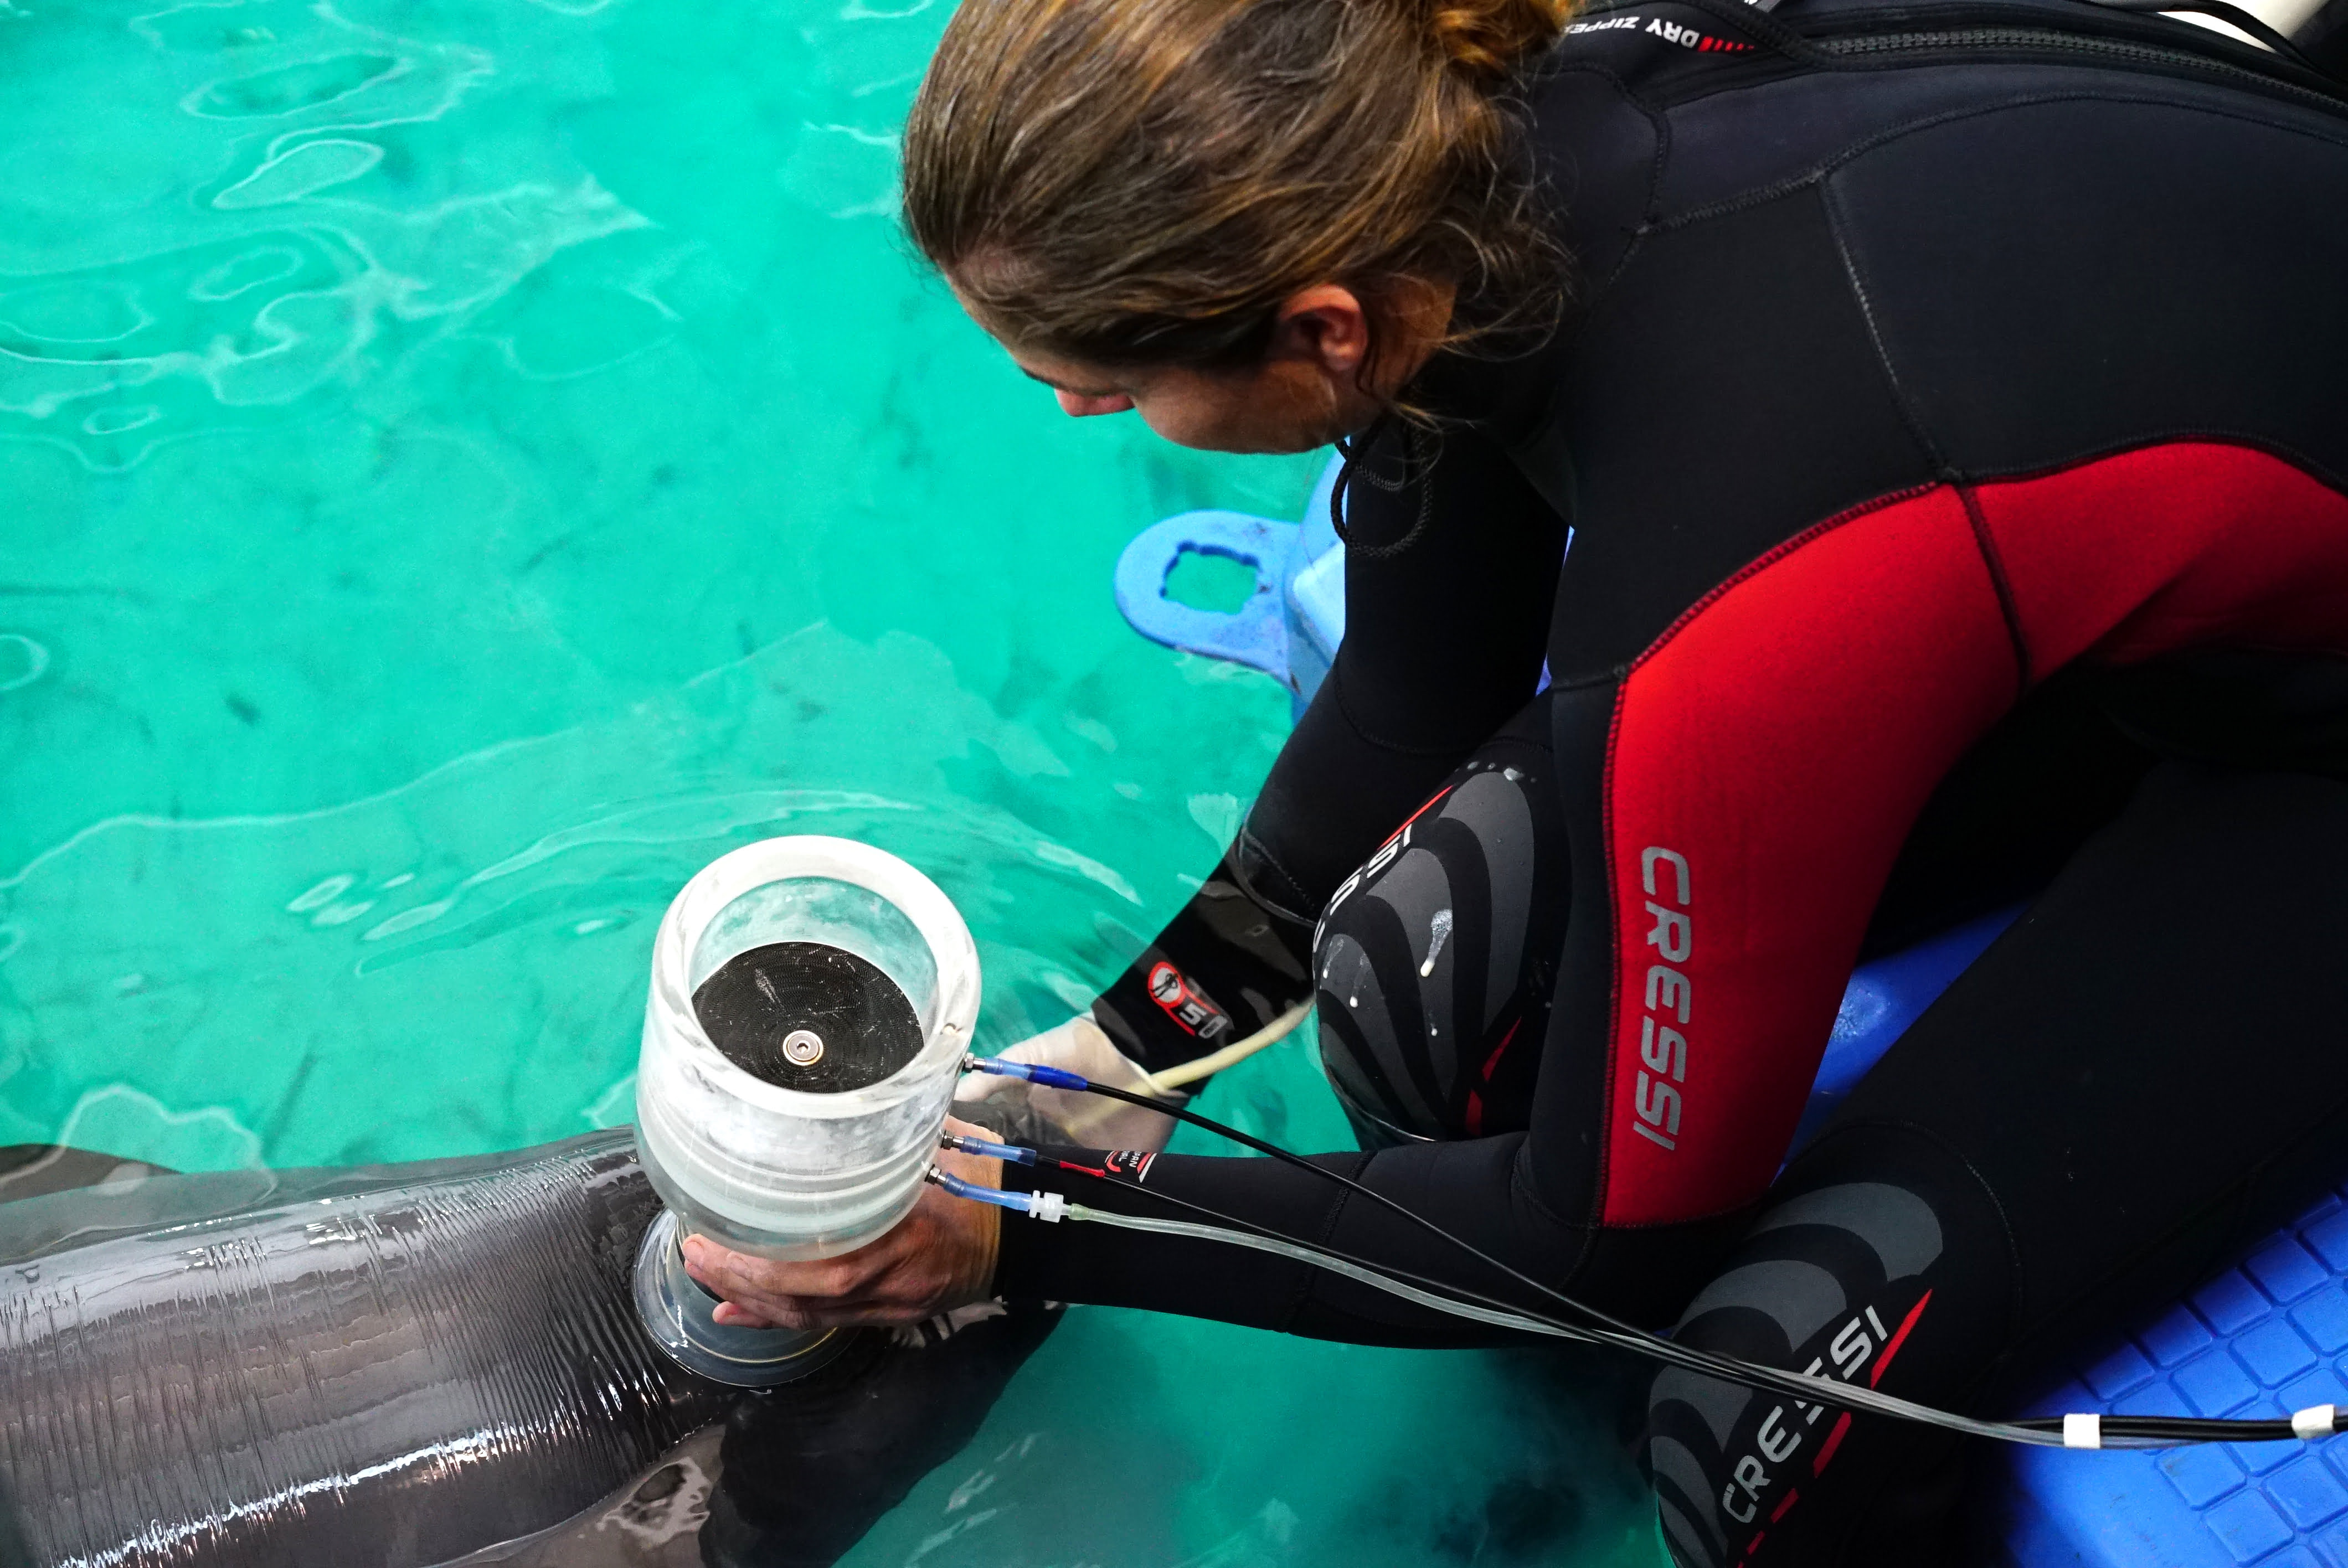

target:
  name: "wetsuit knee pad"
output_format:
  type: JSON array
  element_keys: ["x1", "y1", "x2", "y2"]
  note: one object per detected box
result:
[
  {"x1": 1647, "y1": 1125, "x2": 2016, "y2": 1568},
  {"x1": 1311, "y1": 697, "x2": 1569, "y2": 1146}
]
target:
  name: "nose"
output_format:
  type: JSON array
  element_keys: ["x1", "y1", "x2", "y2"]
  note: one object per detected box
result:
[{"x1": 1054, "y1": 389, "x2": 1134, "y2": 418}]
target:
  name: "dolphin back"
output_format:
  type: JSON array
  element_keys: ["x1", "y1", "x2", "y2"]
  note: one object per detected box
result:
[{"x1": 0, "y1": 1131, "x2": 727, "y2": 1568}]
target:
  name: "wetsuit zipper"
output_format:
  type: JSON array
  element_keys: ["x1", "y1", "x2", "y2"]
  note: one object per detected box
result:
[{"x1": 1811, "y1": 25, "x2": 2348, "y2": 111}]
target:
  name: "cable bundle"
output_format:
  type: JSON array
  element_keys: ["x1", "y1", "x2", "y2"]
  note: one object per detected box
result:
[{"x1": 940, "y1": 1055, "x2": 2346, "y2": 1452}]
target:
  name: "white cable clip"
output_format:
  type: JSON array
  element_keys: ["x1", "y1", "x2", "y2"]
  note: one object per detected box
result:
[
  {"x1": 2062, "y1": 1413, "x2": 2103, "y2": 1450},
  {"x1": 2294, "y1": 1404, "x2": 2337, "y2": 1440},
  {"x1": 1027, "y1": 1191, "x2": 1068, "y2": 1223}
]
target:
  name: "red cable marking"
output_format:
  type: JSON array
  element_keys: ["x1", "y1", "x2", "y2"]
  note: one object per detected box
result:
[
  {"x1": 1812, "y1": 1411, "x2": 1853, "y2": 1476},
  {"x1": 1869, "y1": 1290, "x2": 1933, "y2": 1388},
  {"x1": 1054, "y1": 1159, "x2": 1109, "y2": 1179},
  {"x1": 1769, "y1": 1488, "x2": 1801, "y2": 1523}
]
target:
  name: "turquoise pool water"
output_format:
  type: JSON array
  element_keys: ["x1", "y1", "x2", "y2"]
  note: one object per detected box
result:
[{"x1": 0, "y1": 1, "x2": 1658, "y2": 1561}]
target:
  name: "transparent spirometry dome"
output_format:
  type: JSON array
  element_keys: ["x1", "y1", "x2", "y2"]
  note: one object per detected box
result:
[
  {"x1": 636, "y1": 837, "x2": 979, "y2": 1259},
  {"x1": 0, "y1": 0, "x2": 1657, "y2": 1559}
]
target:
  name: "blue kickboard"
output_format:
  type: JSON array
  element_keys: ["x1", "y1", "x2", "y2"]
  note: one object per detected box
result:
[
  {"x1": 1113, "y1": 460, "x2": 1343, "y2": 719},
  {"x1": 1113, "y1": 460, "x2": 2348, "y2": 1568},
  {"x1": 1991, "y1": 1187, "x2": 2348, "y2": 1568}
]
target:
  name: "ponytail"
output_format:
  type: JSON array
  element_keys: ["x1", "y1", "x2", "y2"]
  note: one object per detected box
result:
[
  {"x1": 1428, "y1": 0, "x2": 1576, "y2": 80},
  {"x1": 903, "y1": 0, "x2": 1575, "y2": 384}
]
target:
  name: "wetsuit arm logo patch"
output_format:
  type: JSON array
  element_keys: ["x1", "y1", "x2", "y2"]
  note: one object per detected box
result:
[{"x1": 1146, "y1": 961, "x2": 1232, "y2": 1039}]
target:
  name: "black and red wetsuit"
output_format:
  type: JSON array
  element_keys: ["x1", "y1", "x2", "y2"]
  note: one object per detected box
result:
[{"x1": 997, "y1": 0, "x2": 2348, "y2": 1557}]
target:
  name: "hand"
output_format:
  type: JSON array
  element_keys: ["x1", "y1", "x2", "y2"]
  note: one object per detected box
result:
[
  {"x1": 952, "y1": 1015, "x2": 1188, "y2": 1152},
  {"x1": 679, "y1": 1116, "x2": 1003, "y2": 1330}
]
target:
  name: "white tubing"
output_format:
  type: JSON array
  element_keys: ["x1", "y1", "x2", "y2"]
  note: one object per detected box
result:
[
  {"x1": 1062, "y1": 1203, "x2": 2099, "y2": 1448},
  {"x1": 1066, "y1": 1201, "x2": 1598, "y2": 1340},
  {"x1": 1135, "y1": 1002, "x2": 1314, "y2": 1094}
]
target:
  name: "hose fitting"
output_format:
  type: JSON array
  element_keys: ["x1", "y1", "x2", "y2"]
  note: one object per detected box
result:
[{"x1": 926, "y1": 1165, "x2": 1067, "y2": 1221}]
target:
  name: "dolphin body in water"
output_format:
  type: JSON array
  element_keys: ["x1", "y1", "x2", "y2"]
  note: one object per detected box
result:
[{"x1": 0, "y1": 1131, "x2": 1055, "y2": 1568}]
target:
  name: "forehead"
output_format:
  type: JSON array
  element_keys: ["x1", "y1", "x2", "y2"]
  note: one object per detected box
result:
[
  {"x1": 1002, "y1": 339, "x2": 1136, "y2": 396},
  {"x1": 943, "y1": 279, "x2": 1110, "y2": 384}
]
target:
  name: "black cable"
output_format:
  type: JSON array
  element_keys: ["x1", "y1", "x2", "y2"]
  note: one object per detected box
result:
[
  {"x1": 1030, "y1": 1154, "x2": 2025, "y2": 1434},
  {"x1": 1051, "y1": 1083, "x2": 2345, "y2": 1446},
  {"x1": 1077, "y1": 1079, "x2": 1656, "y2": 1333},
  {"x1": 1038, "y1": 1156, "x2": 1593, "y2": 1342}
]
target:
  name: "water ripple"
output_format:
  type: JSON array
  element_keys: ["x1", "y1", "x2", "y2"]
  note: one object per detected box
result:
[
  {"x1": 0, "y1": 1, "x2": 650, "y2": 471},
  {"x1": 0, "y1": 635, "x2": 50, "y2": 693},
  {"x1": 212, "y1": 138, "x2": 384, "y2": 209}
]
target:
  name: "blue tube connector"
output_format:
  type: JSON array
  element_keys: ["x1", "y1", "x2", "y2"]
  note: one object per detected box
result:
[
  {"x1": 961, "y1": 1054, "x2": 1091, "y2": 1092},
  {"x1": 940, "y1": 1132, "x2": 1038, "y2": 1166},
  {"x1": 928, "y1": 1165, "x2": 1067, "y2": 1221}
]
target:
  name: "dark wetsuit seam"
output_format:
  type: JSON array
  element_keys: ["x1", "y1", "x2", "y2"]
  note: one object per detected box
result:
[
  {"x1": 1280, "y1": 1153, "x2": 1376, "y2": 1332},
  {"x1": 1229, "y1": 830, "x2": 1323, "y2": 930},
  {"x1": 1527, "y1": 62, "x2": 1672, "y2": 303},
  {"x1": 1964, "y1": 427, "x2": 2348, "y2": 501},
  {"x1": 1818, "y1": 179, "x2": 1947, "y2": 473},
  {"x1": 1654, "y1": 89, "x2": 2348, "y2": 237},
  {"x1": 1801, "y1": 1116, "x2": 2031, "y2": 1344},
  {"x1": 2035, "y1": 1074, "x2": 2348, "y2": 1341},
  {"x1": 1628, "y1": 483, "x2": 1943, "y2": 674},
  {"x1": 1955, "y1": 482, "x2": 2035, "y2": 696}
]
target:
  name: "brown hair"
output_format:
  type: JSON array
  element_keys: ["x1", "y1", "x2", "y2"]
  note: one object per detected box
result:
[{"x1": 901, "y1": 0, "x2": 1574, "y2": 384}]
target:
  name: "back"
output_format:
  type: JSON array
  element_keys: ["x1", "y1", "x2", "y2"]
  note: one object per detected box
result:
[{"x1": 1501, "y1": 0, "x2": 2348, "y2": 1235}]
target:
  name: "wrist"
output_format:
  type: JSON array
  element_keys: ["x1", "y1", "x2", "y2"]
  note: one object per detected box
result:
[{"x1": 971, "y1": 1195, "x2": 1001, "y2": 1299}]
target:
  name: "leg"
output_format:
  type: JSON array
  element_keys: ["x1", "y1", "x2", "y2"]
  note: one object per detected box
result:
[
  {"x1": 1312, "y1": 694, "x2": 1569, "y2": 1147},
  {"x1": 1650, "y1": 763, "x2": 2348, "y2": 1566}
]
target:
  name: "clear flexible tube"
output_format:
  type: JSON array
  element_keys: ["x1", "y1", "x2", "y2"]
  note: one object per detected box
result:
[{"x1": 1059, "y1": 1204, "x2": 2097, "y2": 1448}]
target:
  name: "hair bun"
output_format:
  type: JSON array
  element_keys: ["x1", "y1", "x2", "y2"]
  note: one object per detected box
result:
[{"x1": 1424, "y1": 0, "x2": 1572, "y2": 80}]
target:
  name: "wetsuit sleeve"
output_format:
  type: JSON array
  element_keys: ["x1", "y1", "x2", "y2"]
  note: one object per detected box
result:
[
  {"x1": 1087, "y1": 425, "x2": 1567, "y2": 1074},
  {"x1": 998, "y1": 1133, "x2": 1603, "y2": 1346}
]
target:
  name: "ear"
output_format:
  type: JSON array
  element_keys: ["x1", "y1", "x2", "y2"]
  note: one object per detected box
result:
[{"x1": 1265, "y1": 285, "x2": 1373, "y2": 380}]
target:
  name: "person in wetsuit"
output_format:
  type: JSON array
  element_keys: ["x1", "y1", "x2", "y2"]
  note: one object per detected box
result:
[{"x1": 672, "y1": 0, "x2": 2348, "y2": 1556}]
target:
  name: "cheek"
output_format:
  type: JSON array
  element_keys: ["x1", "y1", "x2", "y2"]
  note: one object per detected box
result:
[
  {"x1": 1132, "y1": 386, "x2": 1244, "y2": 451},
  {"x1": 1133, "y1": 401, "x2": 1206, "y2": 446}
]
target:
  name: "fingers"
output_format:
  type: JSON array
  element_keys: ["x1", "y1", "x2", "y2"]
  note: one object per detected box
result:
[
  {"x1": 710, "y1": 1299, "x2": 784, "y2": 1329},
  {"x1": 674, "y1": 1148, "x2": 1004, "y2": 1331},
  {"x1": 682, "y1": 1234, "x2": 856, "y2": 1302},
  {"x1": 678, "y1": 1232, "x2": 939, "y2": 1331}
]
